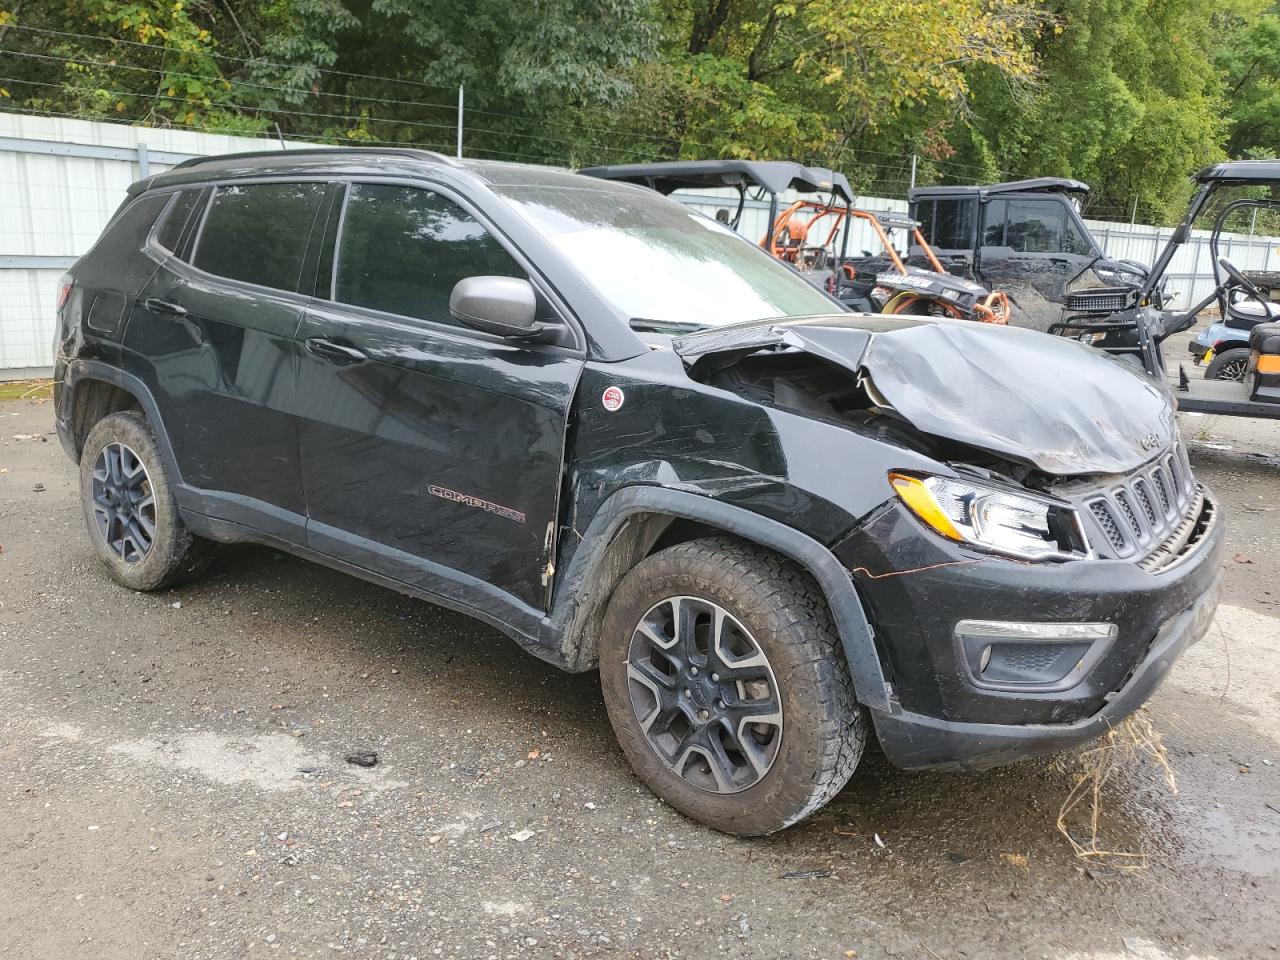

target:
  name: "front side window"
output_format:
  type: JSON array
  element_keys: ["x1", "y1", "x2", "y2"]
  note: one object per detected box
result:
[
  {"x1": 334, "y1": 183, "x2": 523, "y2": 326},
  {"x1": 495, "y1": 183, "x2": 838, "y2": 328},
  {"x1": 1004, "y1": 199, "x2": 1067, "y2": 252},
  {"x1": 193, "y1": 182, "x2": 328, "y2": 291}
]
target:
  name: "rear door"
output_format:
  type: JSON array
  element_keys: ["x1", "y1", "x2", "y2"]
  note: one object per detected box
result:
[
  {"x1": 125, "y1": 180, "x2": 332, "y2": 539},
  {"x1": 295, "y1": 180, "x2": 583, "y2": 613}
]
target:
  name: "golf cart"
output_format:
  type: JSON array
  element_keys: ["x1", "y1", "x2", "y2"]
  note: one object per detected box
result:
[
  {"x1": 1184, "y1": 221, "x2": 1280, "y2": 381},
  {"x1": 579, "y1": 159, "x2": 1008, "y2": 323},
  {"x1": 1049, "y1": 160, "x2": 1280, "y2": 420},
  {"x1": 909, "y1": 178, "x2": 1148, "y2": 330}
]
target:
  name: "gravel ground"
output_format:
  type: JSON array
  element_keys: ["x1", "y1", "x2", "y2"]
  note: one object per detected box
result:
[{"x1": 1, "y1": 392, "x2": 1278, "y2": 960}]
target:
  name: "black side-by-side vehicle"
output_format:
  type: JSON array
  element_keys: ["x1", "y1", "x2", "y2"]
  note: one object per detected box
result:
[{"x1": 53, "y1": 149, "x2": 1223, "y2": 834}]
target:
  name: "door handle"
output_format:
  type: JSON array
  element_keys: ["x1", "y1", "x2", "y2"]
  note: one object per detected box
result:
[
  {"x1": 144, "y1": 298, "x2": 187, "y2": 318},
  {"x1": 305, "y1": 337, "x2": 367, "y2": 365}
]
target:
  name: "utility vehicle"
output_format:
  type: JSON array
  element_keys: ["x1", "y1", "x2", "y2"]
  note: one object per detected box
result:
[
  {"x1": 909, "y1": 178, "x2": 1147, "y2": 330},
  {"x1": 54, "y1": 149, "x2": 1222, "y2": 835},
  {"x1": 766, "y1": 199, "x2": 1010, "y2": 323},
  {"x1": 580, "y1": 160, "x2": 1008, "y2": 323},
  {"x1": 1049, "y1": 160, "x2": 1280, "y2": 420}
]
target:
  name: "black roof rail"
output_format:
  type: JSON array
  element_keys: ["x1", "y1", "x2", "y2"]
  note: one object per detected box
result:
[{"x1": 170, "y1": 146, "x2": 454, "y2": 170}]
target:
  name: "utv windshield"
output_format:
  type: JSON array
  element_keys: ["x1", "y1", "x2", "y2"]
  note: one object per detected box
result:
[{"x1": 495, "y1": 183, "x2": 840, "y2": 328}]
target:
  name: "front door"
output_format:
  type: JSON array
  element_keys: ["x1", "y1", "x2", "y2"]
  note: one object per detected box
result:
[
  {"x1": 976, "y1": 196, "x2": 1098, "y2": 328},
  {"x1": 295, "y1": 181, "x2": 582, "y2": 615}
]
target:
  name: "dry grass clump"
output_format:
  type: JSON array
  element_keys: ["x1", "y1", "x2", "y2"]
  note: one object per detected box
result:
[{"x1": 1056, "y1": 709, "x2": 1177, "y2": 869}]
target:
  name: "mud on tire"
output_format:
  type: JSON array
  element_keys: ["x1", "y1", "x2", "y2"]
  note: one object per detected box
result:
[
  {"x1": 79, "y1": 410, "x2": 213, "y2": 591},
  {"x1": 599, "y1": 537, "x2": 866, "y2": 835}
]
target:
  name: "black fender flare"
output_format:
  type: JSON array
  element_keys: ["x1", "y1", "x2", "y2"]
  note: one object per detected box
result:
[
  {"x1": 547, "y1": 485, "x2": 892, "y2": 713},
  {"x1": 60, "y1": 359, "x2": 184, "y2": 484}
]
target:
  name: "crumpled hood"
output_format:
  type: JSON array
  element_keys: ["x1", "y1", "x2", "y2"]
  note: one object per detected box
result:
[{"x1": 674, "y1": 315, "x2": 1175, "y2": 476}]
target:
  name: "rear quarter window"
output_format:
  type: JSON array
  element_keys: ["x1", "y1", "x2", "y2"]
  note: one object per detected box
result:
[
  {"x1": 154, "y1": 188, "x2": 206, "y2": 254},
  {"x1": 90, "y1": 193, "x2": 171, "y2": 258},
  {"x1": 192, "y1": 182, "x2": 328, "y2": 292}
]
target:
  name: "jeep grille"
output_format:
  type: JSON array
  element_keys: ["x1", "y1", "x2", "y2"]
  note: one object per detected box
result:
[{"x1": 1081, "y1": 443, "x2": 1197, "y2": 561}]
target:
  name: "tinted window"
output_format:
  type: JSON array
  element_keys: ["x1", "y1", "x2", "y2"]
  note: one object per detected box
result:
[
  {"x1": 928, "y1": 198, "x2": 975, "y2": 249},
  {"x1": 193, "y1": 182, "x2": 327, "y2": 291},
  {"x1": 1004, "y1": 199, "x2": 1067, "y2": 252},
  {"x1": 155, "y1": 189, "x2": 204, "y2": 254},
  {"x1": 94, "y1": 194, "x2": 170, "y2": 253},
  {"x1": 982, "y1": 199, "x2": 1008, "y2": 246},
  {"x1": 334, "y1": 183, "x2": 523, "y2": 325},
  {"x1": 982, "y1": 198, "x2": 1094, "y2": 255}
]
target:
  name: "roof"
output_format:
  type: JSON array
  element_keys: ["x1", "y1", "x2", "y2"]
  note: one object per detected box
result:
[
  {"x1": 910, "y1": 177, "x2": 1090, "y2": 201},
  {"x1": 578, "y1": 160, "x2": 855, "y2": 203},
  {"x1": 1195, "y1": 160, "x2": 1280, "y2": 183}
]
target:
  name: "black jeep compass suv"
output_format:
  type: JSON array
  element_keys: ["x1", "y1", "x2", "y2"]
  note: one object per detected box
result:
[{"x1": 53, "y1": 149, "x2": 1224, "y2": 835}]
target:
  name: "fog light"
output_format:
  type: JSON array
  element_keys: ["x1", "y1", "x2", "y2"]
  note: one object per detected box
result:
[
  {"x1": 954, "y1": 620, "x2": 1117, "y2": 692},
  {"x1": 955, "y1": 621, "x2": 1117, "y2": 641}
]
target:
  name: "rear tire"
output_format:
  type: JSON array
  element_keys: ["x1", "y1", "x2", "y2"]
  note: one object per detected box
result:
[
  {"x1": 1204, "y1": 347, "x2": 1250, "y2": 382},
  {"x1": 79, "y1": 411, "x2": 213, "y2": 591},
  {"x1": 599, "y1": 537, "x2": 866, "y2": 835}
]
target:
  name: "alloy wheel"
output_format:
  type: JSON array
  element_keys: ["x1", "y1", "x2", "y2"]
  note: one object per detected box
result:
[
  {"x1": 625, "y1": 595, "x2": 783, "y2": 794},
  {"x1": 90, "y1": 441, "x2": 156, "y2": 563},
  {"x1": 1219, "y1": 358, "x2": 1248, "y2": 382}
]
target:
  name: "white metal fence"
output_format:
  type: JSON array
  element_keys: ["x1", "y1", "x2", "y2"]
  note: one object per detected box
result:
[{"x1": 3, "y1": 111, "x2": 1279, "y2": 379}]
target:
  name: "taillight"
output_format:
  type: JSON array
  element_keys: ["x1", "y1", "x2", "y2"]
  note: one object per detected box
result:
[{"x1": 56, "y1": 274, "x2": 74, "y2": 311}]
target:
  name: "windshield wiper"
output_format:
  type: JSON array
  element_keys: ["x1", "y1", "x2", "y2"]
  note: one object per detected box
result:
[{"x1": 629, "y1": 317, "x2": 706, "y2": 334}]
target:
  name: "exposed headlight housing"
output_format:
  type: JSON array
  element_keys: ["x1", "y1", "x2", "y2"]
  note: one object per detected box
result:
[{"x1": 889, "y1": 472, "x2": 1091, "y2": 562}]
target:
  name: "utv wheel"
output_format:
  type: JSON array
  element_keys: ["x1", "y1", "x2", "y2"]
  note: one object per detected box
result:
[
  {"x1": 1204, "y1": 347, "x2": 1250, "y2": 382},
  {"x1": 599, "y1": 538, "x2": 866, "y2": 835},
  {"x1": 80, "y1": 411, "x2": 213, "y2": 591}
]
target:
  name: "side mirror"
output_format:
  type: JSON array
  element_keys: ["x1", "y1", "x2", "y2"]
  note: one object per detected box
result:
[{"x1": 449, "y1": 276, "x2": 540, "y2": 338}]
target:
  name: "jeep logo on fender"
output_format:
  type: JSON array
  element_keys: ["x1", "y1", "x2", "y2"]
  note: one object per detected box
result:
[{"x1": 428, "y1": 484, "x2": 526, "y2": 523}]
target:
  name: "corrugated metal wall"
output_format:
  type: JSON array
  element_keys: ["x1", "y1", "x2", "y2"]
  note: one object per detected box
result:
[
  {"x1": 0, "y1": 112, "x2": 316, "y2": 378},
  {"x1": 3, "y1": 111, "x2": 1279, "y2": 379}
]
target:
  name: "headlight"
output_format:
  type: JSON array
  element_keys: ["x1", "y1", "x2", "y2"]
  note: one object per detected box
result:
[{"x1": 888, "y1": 473, "x2": 1090, "y2": 561}]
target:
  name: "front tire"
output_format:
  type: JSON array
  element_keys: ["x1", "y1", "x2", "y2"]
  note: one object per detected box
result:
[
  {"x1": 599, "y1": 538, "x2": 866, "y2": 835},
  {"x1": 79, "y1": 411, "x2": 213, "y2": 591}
]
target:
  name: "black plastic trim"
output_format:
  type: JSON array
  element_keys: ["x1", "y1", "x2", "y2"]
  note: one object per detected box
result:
[{"x1": 547, "y1": 485, "x2": 892, "y2": 712}]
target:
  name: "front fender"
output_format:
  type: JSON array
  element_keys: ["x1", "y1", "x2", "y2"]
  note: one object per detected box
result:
[{"x1": 544, "y1": 485, "x2": 892, "y2": 713}]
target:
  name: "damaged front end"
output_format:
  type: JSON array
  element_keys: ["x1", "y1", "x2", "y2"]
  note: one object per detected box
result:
[{"x1": 674, "y1": 314, "x2": 1224, "y2": 770}]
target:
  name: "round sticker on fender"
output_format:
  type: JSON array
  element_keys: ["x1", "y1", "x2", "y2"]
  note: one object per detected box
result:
[{"x1": 602, "y1": 386, "x2": 625, "y2": 412}]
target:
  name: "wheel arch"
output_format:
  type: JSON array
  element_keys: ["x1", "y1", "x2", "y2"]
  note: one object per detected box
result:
[
  {"x1": 62, "y1": 362, "x2": 183, "y2": 483},
  {"x1": 546, "y1": 486, "x2": 891, "y2": 713}
]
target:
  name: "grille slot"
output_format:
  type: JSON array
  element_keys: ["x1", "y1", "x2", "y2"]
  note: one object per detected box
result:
[
  {"x1": 1114, "y1": 490, "x2": 1144, "y2": 541},
  {"x1": 1152, "y1": 468, "x2": 1171, "y2": 515},
  {"x1": 1090, "y1": 501, "x2": 1127, "y2": 552},
  {"x1": 1081, "y1": 443, "x2": 1197, "y2": 560},
  {"x1": 1133, "y1": 479, "x2": 1158, "y2": 527}
]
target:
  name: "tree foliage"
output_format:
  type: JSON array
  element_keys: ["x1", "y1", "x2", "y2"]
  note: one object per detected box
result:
[{"x1": 0, "y1": 0, "x2": 1271, "y2": 221}]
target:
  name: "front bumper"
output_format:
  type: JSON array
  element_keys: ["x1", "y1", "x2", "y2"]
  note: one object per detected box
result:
[{"x1": 833, "y1": 488, "x2": 1224, "y2": 771}]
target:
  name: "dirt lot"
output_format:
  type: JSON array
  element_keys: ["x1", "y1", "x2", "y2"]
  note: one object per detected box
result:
[{"x1": 1, "y1": 392, "x2": 1278, "y2": 960}]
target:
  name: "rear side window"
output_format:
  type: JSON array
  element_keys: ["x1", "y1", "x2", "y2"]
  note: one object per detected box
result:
[
  {"x1": 193, "y1": 182, "x2": 328, "y2": 291},
  {"x1": 920, "y1": 198, "x2": 975, "y2": 249},
  {"x1": 154, "y1": 189, "x2": 204, "y2": 254},
  {"x1": 334, "y1": 183, "x2": 523, "y2": 326}
]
